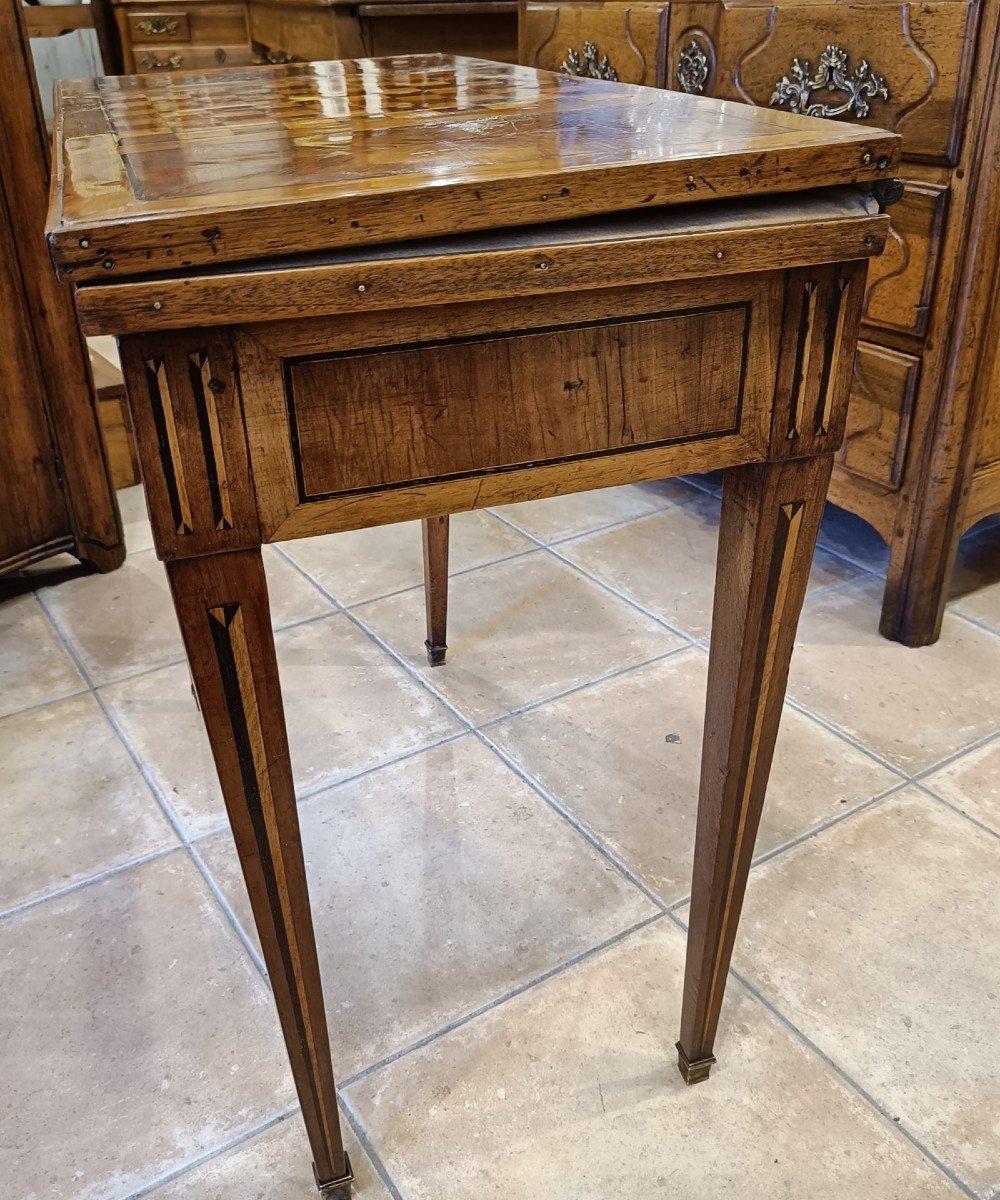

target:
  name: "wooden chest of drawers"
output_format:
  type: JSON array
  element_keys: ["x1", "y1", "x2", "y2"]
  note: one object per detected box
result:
[
  {"x1": 113, "y1": 0, "x2": 264, "y2": 71},
  {"x1": 521, "y1": 0, "x2": 1000, "y2": 644}
]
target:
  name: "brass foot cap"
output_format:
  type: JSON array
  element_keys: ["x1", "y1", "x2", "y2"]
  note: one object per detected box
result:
[
  {"x1": 314, "y1": 1153, "x2": 354, "y2": 1199},
  {"x1": 676, "y1": 1042, "x2": 716, "y2": 1085},
  {"x1": 425, "y1": 641, "x2": 447, "y2": 667}
]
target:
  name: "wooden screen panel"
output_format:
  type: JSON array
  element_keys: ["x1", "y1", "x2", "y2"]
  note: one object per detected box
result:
[{"x1": 288, "y1": 304, "x2": 749, "y2": 499}]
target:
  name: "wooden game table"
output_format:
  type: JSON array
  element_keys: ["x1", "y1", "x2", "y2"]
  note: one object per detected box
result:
[{"x1": 47, "y1": 55, "x2": 900, "y2": 1196}]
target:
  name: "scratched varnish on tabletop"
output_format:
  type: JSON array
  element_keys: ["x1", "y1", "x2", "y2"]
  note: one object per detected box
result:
[{"x1": 48, "y1": 54, "x2": 899, "y2": 278}]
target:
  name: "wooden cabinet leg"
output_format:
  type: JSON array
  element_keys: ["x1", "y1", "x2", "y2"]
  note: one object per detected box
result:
[
  {"x1": 677, "y1": 455, "x2": 833, "y2": 1083},
  {"x1": 422, "y1": 515, "x2": 450, "y2": 666},
  {"x1": 879, "y1": 504, "x2": 960, "y2": 648},
  {"x1": 166, "y1": 548, "x2": 352, "y2": 1197}
]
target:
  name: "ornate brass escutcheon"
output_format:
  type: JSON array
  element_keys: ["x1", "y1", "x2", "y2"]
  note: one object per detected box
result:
[
  {"x1": 677, "y1": 39, "x2": 710, "y2": 94},
  {"x1": 560, "y1": 41, "x2": 618, "y2": 81},
  {"x1": 771, "y1": 44, "x2": 889, "y2": 119}
]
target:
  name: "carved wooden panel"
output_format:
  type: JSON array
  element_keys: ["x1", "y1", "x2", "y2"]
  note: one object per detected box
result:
[
  {"x1": 118, "y1": 330, "x2": 260, "y2": 558},
  {"x1": 665, "y1": 0, "x2": 721, "y2": 95},
  {"x1": 862, "y1": 179, "x2": 948, "y2": 338},
  {"x1": 287, "y1": 305, "x2": 749, "y2": 499},
  {"x1": 838, "y1": 341, "x2": 920, "y2": 490},
  {"x1": 519, "y1": 2, "x2": 667, "y2": 85},
  {"x1": 710, "y1": 0, "x2": 977, "y2": 165}
]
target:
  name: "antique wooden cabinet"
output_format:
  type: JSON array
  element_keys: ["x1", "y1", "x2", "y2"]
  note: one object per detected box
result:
[
  {"x1": 0, "y1": 0, "x2": 122, "y2": 577},
  {"x1": 521, "y1": 0, "x2": 1000, "y2": 644},
  {"x1": 112, "y1": 0, "x2": 516, "y2": 71}
]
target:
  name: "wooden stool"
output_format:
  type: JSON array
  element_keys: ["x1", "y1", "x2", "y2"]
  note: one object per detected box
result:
[{"x1": 48, "y1": 56, "x2": 899, "y2": 1196}]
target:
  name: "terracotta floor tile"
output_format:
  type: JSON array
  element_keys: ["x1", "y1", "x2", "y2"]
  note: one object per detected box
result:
[
  {"x1": 102, "y1": 615, "x2": 463, "y2": 837},
  {"x1": 346, "y1": 920, "x2": 963, "y2": 1200},
  {"x1": 693, "y1": 789, "x2": 1000, "y2": 1196},
  {"x1": 560, "y1": 495, "x2": 860, "y2": 638},
  {"x1": 281, "y1": 509, "x2": 533, "y2": 607},
  {"x1": 950, "y1": 520, "x2": 1000, "y2": 635},
  {"x1": 117, "y1": 483, "x2": 154, "y2": 555},
  {"x1": 199, "y1": 736, "x2": 655, "y2": 1077},
  {"x1": 0, "y1": 694, "x2": 176, "y2": 910},
  {"x1": 788, "y1": 577, "x2": 1000, "y2": 771},
  {"x1": 492, "y1": 478, "x2": 697, "y2": 542},
  {"x1": 0, "y1": 853, "x2": 295, "y2": 1200},
  {"x1": 152, "y1": 1114, "x2": 390, "y2": 1200},
  {"x1": 355, "y1": 551, "x2": 680, "y2": 724},
  {"x1": 490, "y1": 650, "x2": 899, "y2": 903},
  {"x1": 40, "y1": 547, "x2": 333, "y2": 685},
  {"x1": 0, "y1": 592, "x2": 84, "y2": 717},
  {"x1": 923, "y1": 739, "x2": 1000, "y2": 834}
]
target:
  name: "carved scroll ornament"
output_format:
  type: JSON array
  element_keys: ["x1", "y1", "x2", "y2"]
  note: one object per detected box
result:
[
  {"x1": 560, "y1": 41, "x2": 618, "y2": 82},
  {"x1": 770, "y1": 44, "x2": 889, "y2": 119}
]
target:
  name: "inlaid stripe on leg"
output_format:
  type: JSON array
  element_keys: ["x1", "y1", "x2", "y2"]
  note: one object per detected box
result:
[
  {"x1": 207, "y1": 602, "x2": 337, "y2": 1159},
  {"x1": 145, "y1": 356, "x2": 193, "y2": 536},
  {"x1": 700, "y1": 498, "x2": 804, "y2": 1039}
]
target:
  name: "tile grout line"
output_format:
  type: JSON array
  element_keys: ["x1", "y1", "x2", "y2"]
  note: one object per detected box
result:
[
  {"x1": 912, "y1": 724, "x2": 1000, "y2": 783},
  {"x1": 30, "y1": 576, "x2": 416, "y2": 1200},
  {"x1": 741, "y1": 776, "x2": 911, "y2": 871},
  {"x1": 782, "y1": 695, "x2": 911, "y2": 780},
  {"x1": 500, "y1": 486, "x2": 701, "y2": 548},
  {"x1": 473, "y1": 641, "x2": 693, "y2": 732},
  {"x1": 0, "y1": 683, "x2": 92, "y2": 724},
  {"x1": 117, "y1": 1105, "x2": 302, "y2": 1200},
  {"x1": 31, "y1": 587, "x2": 271, "y2": 975},
  {"x1": 662, "y1": 778, "x2": 913, "y2": 916},
  {"x1": 912, "y1": 780, "x2": 1000, "y2": 844},
  {"x1": 23, "y1": 526, "x2": 1000, "y2": 1199},
  {"x1": 473, "y1": 724, "x2": 670, "y2": 912},
  {"x1": 272, "y1": 539, "x2": 689, "y2": 746},
  {"x1": 338, "y1": 1093, "x2": 407, "y2": 1200},
  {"x1": 663, "y1": 911, "x2": 978, "y2": 1200},
  {"x1": 488, "y1": 507, "x2": 703, "y2": 645},
  {"x1": 185, "y1": 728, "x2": 471, "y2": 847},
  {"x1": 303, "y1": 577, "x2": 675, "y2": 909},
  {"x1": 0, "y1": 845, "x2": 181, "y2": 923},
  {"x1": 338, "y1": 911, "x2": 667, "y2": 1092}
]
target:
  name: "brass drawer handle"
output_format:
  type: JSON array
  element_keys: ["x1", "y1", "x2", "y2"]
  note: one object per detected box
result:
[
  {"x1": 560, "y1": 41, "x2": 617, "y2": 82},
  {"x1": 136, "y1": 16, "x2": 180, "y2": 35},
  {"x1": 771, "y1": 44, "x2": 889, "y2": 119},
  {"x1": 139, "y1": 51, "x2": 183, "y2": 69}
]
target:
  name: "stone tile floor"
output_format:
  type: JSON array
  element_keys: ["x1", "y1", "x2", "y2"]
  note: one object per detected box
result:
[{"x1": 2, "y1": 477, "x2": 999, "y2": 1200}]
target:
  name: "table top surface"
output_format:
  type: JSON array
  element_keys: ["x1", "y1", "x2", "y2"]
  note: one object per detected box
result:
[{"x1": 48, "y1": 54, "x2": 899, "y2": 281}]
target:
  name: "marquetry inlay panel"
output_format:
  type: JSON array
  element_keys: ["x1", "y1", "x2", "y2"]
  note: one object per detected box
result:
[
  {"x1": 771, "y1": 264, "x2": 866, "y2": 459},
  {"x1": 119, "y1": 331, "x2": 260, "y2": 558}
]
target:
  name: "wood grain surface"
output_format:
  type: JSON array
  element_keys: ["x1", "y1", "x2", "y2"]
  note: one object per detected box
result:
[{"x1": 47, "y1": 53, "x2": 899, "y2": 280}]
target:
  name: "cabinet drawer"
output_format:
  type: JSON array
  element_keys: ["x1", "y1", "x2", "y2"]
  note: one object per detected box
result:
[
  {"x1": 134, "y1": 42, "x2": 259, "y2": 71},
  {"x1": 862, "y1": 180, "x2": 948, "y2": 338},
  {"x1": 128, "y1": 4, "x2": 249, "y2": 46},
  {"x1": 128, "y1": 10, "x2": 191, "y2": 42},
  {"x1": 838, "y1": 341, "x2": 919, "y2": 490},
  {"x1": 693, "y1": 1, "x2": 977, "y2": 166},
  {"x1": 288, "y1": 304, "x2": 748, "y2": 499},
  {"x1": 520, "y1": 2, "x2": 667, "y2": 86}
]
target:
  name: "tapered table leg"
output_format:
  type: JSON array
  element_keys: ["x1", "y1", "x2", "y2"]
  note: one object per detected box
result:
[
  {"x1": 677, "y1": 455, "x2": 833, "y2": 1083},
  {"x1": 166, "y1": 548, "x2": 352, "y2": 1197},
  {"x1": 422, "y1": 515, "x2": 450, "y2": 666}
]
